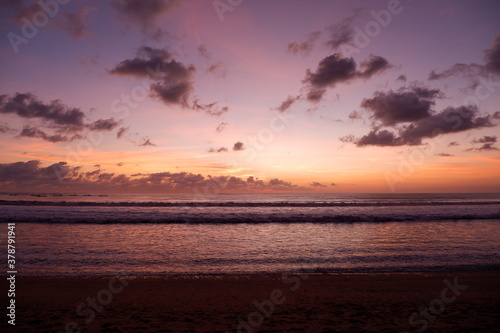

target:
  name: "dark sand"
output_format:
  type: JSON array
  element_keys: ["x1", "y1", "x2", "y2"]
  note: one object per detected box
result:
[{"x1": 1, "y1": 271, "x2": 499, "y2": 332}]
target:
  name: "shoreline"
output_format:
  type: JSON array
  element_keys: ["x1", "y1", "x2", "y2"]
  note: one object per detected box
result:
[{"x1": 2, "y1": 271, "x2": 499, "y2": 332}]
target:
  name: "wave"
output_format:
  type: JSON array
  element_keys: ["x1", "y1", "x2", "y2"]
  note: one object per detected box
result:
[
  {"x1": 2, "y1": 212, "x2": 500, "y2": 224},
  {"x1": 1, "y1": 199, "x2": 499, "y2": 207}
]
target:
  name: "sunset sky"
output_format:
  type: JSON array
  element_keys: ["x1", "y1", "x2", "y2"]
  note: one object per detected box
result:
[{"x1": 0, "y1": 0, "x2": 499, "y2": 193}]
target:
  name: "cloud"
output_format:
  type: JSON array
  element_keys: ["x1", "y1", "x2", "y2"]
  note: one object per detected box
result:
[
  {"x1": 436, "y1": 153, "x2": 454, "y2": 157},
  {"x1": 355, "y1": 105, "x2": 494, "y2": 146},
  {"x1": 197, "y1": 44, "x2": 211, "y2": 59},
  {"x1": 110, "y1": 46, "x2": 194, "y2": 106},
  {"x1": 18, "y1": 126, "x2": 77, "y2": 143},
  {"x1": 233, "y1": 141, "x2": 245, "y2": 151},
  {"x1": 310, "y1": 181, "x2": 327, "y2": 187},
  {"x1": 57, "y1": 7, "x2": 96, "y2": 39},
  {"x1": 448, "y1": 141, "x2": 460, "y2": 147},
  {"x1": 267, "y1": 178, "x2": 297, "y2": 190},
  {"x1": 358, "y1": 55, "x2": 392, "y2": 78},
  {"x1": 208, "y1": 147, "x2": 228, "y2": 153},
  {"x1": 397, "y1": 75, "x2": 407, "y2": 82},
  {"x1": 111, "y1": 0, "x2": 182, "y2": 38},
  {"x1": 216, "y1": 122, "x2": 228, "y2": 133},
  {"x1": 3, "y1": 2, "x2": 95, "y2": 40},
  {"x1": 304, "y1": 53, "x2": 356, "y2": 88},
  {"x1": 302, "y1": 53, "x2": 391, "y2": 102},
  {"x1": 472, "y1": 135, "x2": 497, "y2": 144},
  {"x1": 117, "y1": 127, "x2": 129, "y2": 139},
  {"x1": 286, "y1": 10, "x2": 361, "y2": 55},
  {"x1": 348, "y1": 110, "x2": 362, "y2": 120},
  {"x1": 0, "y1": 92, "x2": 85, "y2": 127},
  {"x1": 306, "y1": 88, "x2": 326, "y2": 103},
  {"x1": 360, "y1": 86, "x2": 443, "y2": 126},
  {"x1": 117, "y1": 162, "x2": 124, "y2": 166},
  {"x1": 0, "y1": 122, "x2": 15, "y2": 134},
  {"x1": 494, "y1": 111, "x2": 500, "y2": 119},
  {"x1": 325, "y1": 10, "x2": 361, "y2": 50},
  {"x1": 206, "y1": 61, "x2": 228, "y2": 78},
  {"x1": 111, "y1": 46, "x2": 227, "y2": 112},
  {"x1": 0, "y1": 160, "x2": 302, "y2": 192},
  {"x1": 467, "y1": 135, "x2": 498, "y2": 151},
  {"x1": 138, "y1": 138, "x2": 156, "y2": 146},
  {"x1": 192, "y1": 100, "x2": 228, "y2": 116},
  {"x1": 287, "y1": 31, "x2": 321, "y2": 55},
  {"x1": 428, "y1": 36, "x2": 500, "y2": 86},
  {"x1": 88, "y1": 118, "x2": 121, "y2": 131},
  {"x1": 484, "y1": 35, "x2": 500, "y2": 75},
  {"x1": 0, "y1": 92, "x2": 121, "y2": 143},
  {"x1": 428, "y1": 63, "x2": 484, "y2": 81},
  {"x1": 275, "y1": 95, "x2": 300, "y2": 113}
]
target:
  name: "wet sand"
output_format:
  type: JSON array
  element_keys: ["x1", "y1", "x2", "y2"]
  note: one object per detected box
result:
[{"x1": 1, "y1": 271, "x2": 499, "y2": 332}]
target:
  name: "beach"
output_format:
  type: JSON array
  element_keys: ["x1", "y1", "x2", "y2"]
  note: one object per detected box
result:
[{"x1": 2, "y1": 271, "x2": 499, "y2": 332}]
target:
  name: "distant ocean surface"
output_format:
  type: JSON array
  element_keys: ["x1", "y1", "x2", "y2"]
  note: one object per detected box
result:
[{"x1": 1, "y1": 193, "x2": 499, "y2": 276}]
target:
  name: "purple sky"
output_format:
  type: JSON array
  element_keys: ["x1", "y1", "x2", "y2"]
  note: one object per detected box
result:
[{"x1": 0, "y1": 0, "x2": 499, "y2": 193}]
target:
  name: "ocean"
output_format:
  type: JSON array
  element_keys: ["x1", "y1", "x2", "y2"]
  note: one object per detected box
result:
[{"x1": 1, "y1": 192, "x2": 499, "y2": 276}]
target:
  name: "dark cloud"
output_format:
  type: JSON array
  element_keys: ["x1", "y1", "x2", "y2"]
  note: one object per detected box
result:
[
  {"x1": 358, "y1": 55, "x2": 392, "y2": 78},
  {"x1": 494, "y1": 111, "x2": 500, "y2": 119},
  {"x1": 472, "y1": 136, "x2": 497, "y2": 144},
  {"x1": 267, "y1": 178, "x2": 297, "y2": 190},
  {"x1": 477, "y1": 143, "x2": 498, "y2": 150},
  {"x1": 339, "y1": 134, "x2": 356, "y2": 143},
  {"x1": 355, "y1": 105, "x2": 494, "y2": 146},
  {"x1": 3, "y1": 2, "x2": 95, "y2": 39},
  {"x1": 0, "y1": 160, "x2": 73, "y2": 185},
  {"x1": 233, "y1": 141, "x2": 245, "y2": 151},
  {"x1": 88, "y1": 118, "x2": 121, "y2": 131},
  {"x1": 428, "y1": 63, "x2": 484, "y2": 81},
  {"x1": 150, "y1": 81, "x2": 192, "y2": 106},
  {"x1": 197, "y1": 44, "x2": 211, "y2": 59},
  {"x1": 397, "y1": 75, "x2": 407, "y2": 82},
  {"x1": 361, "y1": 86, "x2": 443, "y2": 126},
  {"x1": 287, "y1": 31, "x2": 321, "y2": 55},
  {"x1": 275, "y1": 95, "x2": 300, "y2": 113},
  {"x1": 0, "y1": 122, "x2": 15, "y2": 134},
  {"x1": 109, "y1": 46, "x2": 194, "y2": 106},
  {"x1": 117, "y1": 162, "x2": 124, "y2": 167},
  {"x1": 18, "y1": 126, "x2": 73, "y2": 143},
  {"x1": 109, "y1": 46, "x2": 172, "y2": 78},
  {"x1": 208, "y1": 147, "x2": 228, "y2": 153},
  {"x1": 116, "y1": 127, "x2": 129, "y2": 139},
  {"x1": 310, "y1": 181, "x2": 327, "y2": 187},
  {"x1": 192, "y1": 100, "x2": 228, "y2": 116},
  {"x1": 348, "y1": 110, "x2": 362, "y2": 120},
  {"x1": 428, "y1": 36, "x2": 500, "y2": 86},
  {"x1": 138, "y1": 138, "x2": 156, "y2": 146},
  {"x1": 302, "y1": 53, "x2": 391, "y2": 102},
  {"x1": 111, "y1": 0, "x2": 181, "y2": 37},
  {"x1": 286, "y1": 11, "x2": 360, "y2": 55},
  {"x1": 216, "y1": 122, "x2": 228, "y2": 133},
  {"x1": 206, "y1": 61, "x2": 228, "y2": 78},
  {"x1": 0, "y1": 92, "x2": 85, "y2": 127},
  {"x1": 325, "y1": 10, "x2": 361, "y2": 50},
  {"x1": 436, "y1": 153, "x2": 454, "y2": 157},
  {"x1": 304, "y1": 53, "x2": 356, "y2": 88},
  {"x1": 0, "y1": 92, "x2": 122, "y2": 143},
  {"x1": 57, "y1": 7, "x2": 96, "y2": 39},
  {"x1": 111, "y1": 46, "x2": 225, "y2": 111},
  {"x1": 484, "y1": 35, "x2": 500, "y2": 75},
  {"x1": 0, "y1": 160, "x2": 302, "y2": 192},
  {"x1": 448, "y1": 141, "x2": 460, "y2": 147},
  {"x1": 306, "y1": 88, "x2": 326, "y2": 103}
]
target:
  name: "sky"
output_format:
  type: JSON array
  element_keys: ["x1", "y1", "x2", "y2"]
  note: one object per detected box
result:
[{"x1": 0, "y1": 0, "x2": 499, "y2": 193}]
